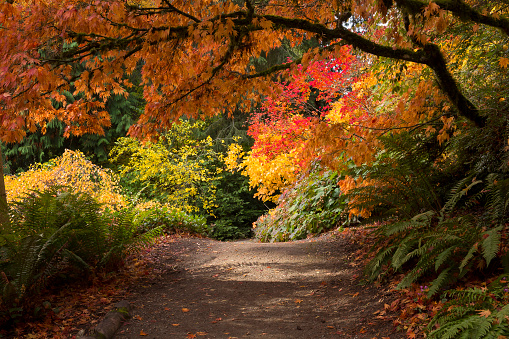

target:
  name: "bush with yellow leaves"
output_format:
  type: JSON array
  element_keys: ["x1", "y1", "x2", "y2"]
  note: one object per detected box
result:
[{"x1": 5, "y1": 149, "x2": 126, "y2": 210}]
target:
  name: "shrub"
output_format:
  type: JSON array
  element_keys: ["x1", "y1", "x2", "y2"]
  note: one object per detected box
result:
[
  {"x1": 427, "y1": 274, "x2": 509, "y2": 338},
  {"x1": 110, "y1": 120, "x2": 222, "y2": 214},
  {"x1": 254, "y1": 167, "x2": 347, "y2": 242},
  {"x1": 132, "y1": 201, "x2": 209, "y2": 235},
  {"x1": 4, "y1": 149, "x2": 126, "y2": 210},
  {"x1": 208, "y1": 170, "x2": 269, "y2": 240},
  {"x1": 0, "y1": 187, "x2": 161, "y2": 325}
]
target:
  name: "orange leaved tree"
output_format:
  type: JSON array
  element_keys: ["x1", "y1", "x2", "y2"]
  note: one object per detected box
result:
[{"x1": 0, "y1": 0, "x2": 507, "y2": 222}]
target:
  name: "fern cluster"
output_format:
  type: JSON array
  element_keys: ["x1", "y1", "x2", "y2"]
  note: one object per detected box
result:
[
  {"x1": 367, "y1": 173, "x2": 508, "y2": 296},
  {"x1": 427, "y1": 275, "x2": 509, "y2": 338},
  {"x1": 0, "y1": 186, "x2": 162, "y2": 325},
  {"x1": 345, "y1": 132, "x2": 447, "y2": 220}
]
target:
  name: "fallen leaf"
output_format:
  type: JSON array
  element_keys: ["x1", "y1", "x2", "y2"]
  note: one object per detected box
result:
[
  {"x1": 327, "y1": 325, "x2": 334, "y2": 329},
  {"x1": 187, "y1": 334, "x2": 196, "y2": 339},
  {"x1": 134, "y1": 315, "x2": 142, "y2": 320},
  {"x1": 478, "y1": 309, "x2": 492, "y2": 318},
  {"x1": 172, "y1": 324, "x2": 180, "y2": 327},
  {"x1": 500, "y1": 57, "x2": 509, "y2": 69},
  {"x1": 196, "y1": 332, "x2": 207, "y2": 336},
  {"x1": 140, "y1": 330, "x2": 148, "y2": 336},
  {"x1": 182, "y1": 308, "x2": 190, "y2": 313},
  {"x1": 294, "y1": 299, "x2": 303, "y2": 303}
]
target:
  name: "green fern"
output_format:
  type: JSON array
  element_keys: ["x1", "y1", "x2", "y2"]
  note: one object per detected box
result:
[
  {"x1": 0, "y1": 186, "x2": 162, "y2": 324},
  {"x1": 427, "y1": 276, "x2": 509, "y2": 338},
  {"x1": 365, "y1": 170, "x2": 509, "y2": 298}
]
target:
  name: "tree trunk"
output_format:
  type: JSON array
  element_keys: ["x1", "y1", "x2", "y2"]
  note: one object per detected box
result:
[{"x1": 0, "y1": 145, "x2": 9, "y2": 231}]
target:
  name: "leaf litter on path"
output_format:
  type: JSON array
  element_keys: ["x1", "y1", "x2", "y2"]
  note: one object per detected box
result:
[{"x1": 114, "y1": 234, "x2": 403, "y2": 338}]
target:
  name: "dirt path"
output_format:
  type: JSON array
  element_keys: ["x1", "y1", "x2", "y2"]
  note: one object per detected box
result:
[{"x1": 114, "y1": 234, "x2": 403, "y2": 338}]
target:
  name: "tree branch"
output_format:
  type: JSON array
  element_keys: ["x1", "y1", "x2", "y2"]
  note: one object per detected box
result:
[
  {"x1": 396, "y1": 0, "x2": 509, "y2": 35},
  {"x1": 258, "y1": 14, "x2": 486, "y2": 127}
]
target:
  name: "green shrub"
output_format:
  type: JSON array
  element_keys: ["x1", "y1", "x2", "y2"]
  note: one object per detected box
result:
[
  {"x1": 254, "y1": 168, "x2": 347, "y2": 242},
  {"x1": 132, "y1": 203, "x2": 209, "y2": 235},
  {"x1": 0, "y1": 186, "x2": 161, "y2": 325},
  {"x1": 208, "y1": 170, "x2": 269, "y2": 240}
]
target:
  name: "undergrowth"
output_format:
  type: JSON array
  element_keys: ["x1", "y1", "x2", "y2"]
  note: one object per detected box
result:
[
  {"x1": 0, "y1": 186, "x2": 163, "y2": 327},
  {"x1": 254, "y1": 167, "x2": 347, "y2": 242}
]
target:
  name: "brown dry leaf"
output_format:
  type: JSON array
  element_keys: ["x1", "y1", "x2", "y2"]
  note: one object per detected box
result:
[
  {"x1": 134, "y1": 315, "x2": 142, "y2": 320},
  {"x1": 182, "y1": 307, "x2": 190, "y2": 313},
  {"x1": 327, "y1": 325, "x2": 335, "y2": 329},
  {"x1": 172, "y1": 324, "x2": 180, "y2": 327},
  {"x1": 478, "y1": 309, "x2": 492, "y2": 318},
  {"x1": 294, "y1": 299, "x2": 303, "y2": 303},
  {"x1": 140, "y1": 330, "x2": 148, "y2": 336},
  {"x1": 196, "y1": 332, "x2": 207, "y2": 336},
  {"x1": 187, "y1": 334, "x2": 197, "y2": 339}
]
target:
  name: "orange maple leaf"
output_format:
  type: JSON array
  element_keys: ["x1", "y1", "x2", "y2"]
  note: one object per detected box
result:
[
  {"x1": 500, "y1": 57, "x2": 509, "y2": 69},
  {"x1": 478, "y1": 309, "x2": 492, "y2": 318}
]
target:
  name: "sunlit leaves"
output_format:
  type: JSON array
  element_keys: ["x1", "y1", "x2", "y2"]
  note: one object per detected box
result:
[
  {"x1": 110, "y1": 120, "x2": 223, "y2": 213},
  {"x1": 4, "y1": 149, "x2": 125, "y2": 210}
]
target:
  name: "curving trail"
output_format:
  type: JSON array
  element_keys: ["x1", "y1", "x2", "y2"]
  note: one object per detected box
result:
[{"x1": 114, "y1": 234, "x2": 403, "y2": 338}]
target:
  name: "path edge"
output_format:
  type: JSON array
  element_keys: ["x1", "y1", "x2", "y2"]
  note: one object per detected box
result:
[{"x1": 77, "y1": 300, "x2": 132, "y2": 339}]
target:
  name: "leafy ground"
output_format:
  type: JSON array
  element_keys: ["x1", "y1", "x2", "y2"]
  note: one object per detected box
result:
[
  {"x1": 5, "y1": 230, "x2": 405, "y2": 338},
  {"x1": 113, "y1": 231, "x2": 403, "y2": 338}
]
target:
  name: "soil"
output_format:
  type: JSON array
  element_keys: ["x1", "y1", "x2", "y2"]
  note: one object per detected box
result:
[{"x1": 114, "y1": 233, "x2": 404, "y2": 339}]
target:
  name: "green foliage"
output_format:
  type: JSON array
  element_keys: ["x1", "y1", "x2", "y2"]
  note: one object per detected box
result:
[
  {"x1": 208, "y1": 170, "x2": 269, "y2": 240},
  {"x1": 0, "y1": 186, "x2": 161, "y2": 324},
  {"x1": 346, "y1": 132, "x2": 446, "y2": 220},
  {"x1": 427, "y1": 275, "x2": 509, "y2": 339},
  {"x1": 365, "y1": 173, "x2": 509, "y2": 297},
  {"x1": 132, "y1": 202, "x2": 209, "y2": 236},
  {"x1": 254, "y1": 167, "x2": 347, "y2": 242}
]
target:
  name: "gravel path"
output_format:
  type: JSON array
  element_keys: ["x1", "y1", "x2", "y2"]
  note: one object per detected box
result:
[{"x1": 114, "y1": 234, "x2": 403, "y2": 338}]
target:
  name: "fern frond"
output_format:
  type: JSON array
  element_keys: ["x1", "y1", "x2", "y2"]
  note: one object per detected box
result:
[
  {"x1": 366, "y1": 246, "x2": 396, "y2": 280},
  {"x1": 397, "y1": 255, "x2": 434, "y2": 289},
  {"x1": 482, "y1": 226, "x2": 503, "y2": 266},
  {"x1": 435, "y1": 246, "x2": 455, "y2": 271},
  {"x1": 427, "y1": 267, "x2": 452, "y2": 297},
  {"x1": 441, "y1": 175, "x2": 482, "y2": 218},
  {"x1": 459, "y1": 244, "x2": 478, "y2": 273}
]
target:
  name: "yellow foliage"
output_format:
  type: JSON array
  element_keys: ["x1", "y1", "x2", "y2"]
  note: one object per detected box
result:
[
  {"x1": 225, "y1": 143, "x2": 302, "y2": 202},
  {"x1": 5, "y1": 149, "x2": 126, "y2": 210},
  {"x1": 110, "y1": 120, "x2": 223, "y2": 213}
]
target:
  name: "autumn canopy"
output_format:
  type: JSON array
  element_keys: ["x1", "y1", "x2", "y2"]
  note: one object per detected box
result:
[{"x1": 1, "y1": 0, "x2": 504, "y2": 138}]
